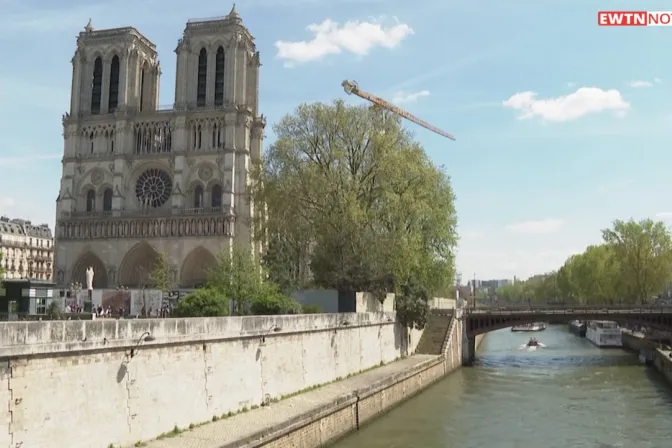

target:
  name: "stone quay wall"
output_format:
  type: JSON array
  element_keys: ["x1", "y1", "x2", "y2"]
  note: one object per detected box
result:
[
  {"x1": 622, "y1": 330, "x2": 672, "y2": 385},
  {"x1": 0, "y1": 313, "x2": 422, "y2": 448},
  {"x1": 250, "y1": 311, "x2": 487, "y2": 447}
]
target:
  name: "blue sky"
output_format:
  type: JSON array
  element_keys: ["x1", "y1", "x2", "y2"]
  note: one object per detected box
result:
[{"x1": 1, "y1": 0, "x2": 671, "y2": 280}]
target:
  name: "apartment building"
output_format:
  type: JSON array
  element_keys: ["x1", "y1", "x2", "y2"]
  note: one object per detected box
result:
[{"x1": 0, "y1": 217, "x2": 54, "y2": 281}]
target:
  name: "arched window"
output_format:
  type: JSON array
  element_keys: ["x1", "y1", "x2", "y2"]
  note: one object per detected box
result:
[
  {"x1": 91, "y1": 57, "x2": 103, "y2": 114},
  {"x1": 194, "y1": 185, "x2": 203, "y2": 208},
  {"x1": 108, "y1": 55, "x2": 120, "y2": 112},
  {"x1": 211, "y1": 184, "x2": 222, "y2": 208},
  {"x1": 214, "y1": 46, "x2": 225, "y2": 106},
  {"x1": 103, "y1": 188, "x2": 113, "y2": 211},
  {"x1": 197, "y1": 48, "x2": 207, "y2": 107},
  {"x1": 86, "y1": 189, "x2": 96, "y2": 212},
  {"x1": 139, "y1": 65, "x2": 146, "y2": 112}
]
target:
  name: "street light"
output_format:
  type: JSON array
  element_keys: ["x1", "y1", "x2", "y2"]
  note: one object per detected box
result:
[
  {"x1": 260, "y1": 325, "x2": 282, "y2": 344},
  {"x1": 130, "y1": 331, "x2": 156, "y2": 358}
]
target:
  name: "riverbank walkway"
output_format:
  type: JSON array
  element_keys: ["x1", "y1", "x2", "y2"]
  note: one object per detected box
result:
[{"x1": 133, "y1": 354, "x2": 437, "y2": 448}]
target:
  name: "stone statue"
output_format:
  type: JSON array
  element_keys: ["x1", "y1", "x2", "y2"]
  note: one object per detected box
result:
[{"x1": 86, "y1": 266, "x2": 94, "y2": 291}]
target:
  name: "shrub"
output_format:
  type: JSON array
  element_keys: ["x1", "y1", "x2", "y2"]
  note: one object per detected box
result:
[
  {"x1": 251, "y1": 290, "x2": 302, "y2": 315},
  {"x1": 301, "y1": 304, "x2": 322, "y2": 314},
  {"x1": 173, "y1": 288, "x2": 229, "y2": 317}
]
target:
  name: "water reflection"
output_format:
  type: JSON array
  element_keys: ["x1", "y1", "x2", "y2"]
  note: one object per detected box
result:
[{"x1": 333, "y1": 326, "x2": 672, "y2": 448}]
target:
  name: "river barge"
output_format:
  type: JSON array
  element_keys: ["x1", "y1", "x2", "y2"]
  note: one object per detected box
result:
[
  {"x1": 511, "y1": 323, "x2": 546, "y2": 332},
  {"x1": 586, "y1": 320, "x2": 622, "y2": 347}
]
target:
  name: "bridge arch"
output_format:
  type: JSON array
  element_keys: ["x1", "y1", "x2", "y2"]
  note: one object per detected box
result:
[{"x1": 467, "y1": 313, "x2": 672, "y2": 337}]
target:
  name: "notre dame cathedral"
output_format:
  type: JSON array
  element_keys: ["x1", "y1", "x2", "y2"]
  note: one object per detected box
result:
[{"x1": 54, "y1": 6, "x2": 265, "y2": 289}]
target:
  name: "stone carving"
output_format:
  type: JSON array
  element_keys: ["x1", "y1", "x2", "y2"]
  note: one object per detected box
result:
[
  {"x1": 86, "y1": 267, "x2": 94, "y2": 290},
  {"x1": 57, "y1": 270, "x2": 64, "y2": 284},
  {"x1": 90, "y1": 169, "x2": 104, "y2": 185},
  {"x1": 114, "y1": 185, "x2": 125, "y2": 198},
  {"x1": 108, "y1": 163, "x2": 115, "y2": 174},
  {"x1": 169, "y1": 155, "x2": 175, "y2": 170},
  {"x1": 186, "y1": 157, "x2": 195, "y2": 168},
  {"x1": 198, "y1": 164, "x2": 213, "y2": 181},
  {"x1": 215, "y1": 157, "x2": 225, "y2": 173},
  {"x1": 60, "y1": 216, "x2": 235, "y2": 240}
]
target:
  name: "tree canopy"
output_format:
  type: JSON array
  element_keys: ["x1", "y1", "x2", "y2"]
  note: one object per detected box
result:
[
  {"x1": 0, "y1": 251, "x2": 4, "y2": 279},
  {"x1": 173, "y1": 245, "x2": 303, "y2": 318},
  {"x1": 250, "y1": 101, "x2": 458, "y2": 309},
  {"x1": 495, "y1": 218, "x2": 672, "y2": 304}
]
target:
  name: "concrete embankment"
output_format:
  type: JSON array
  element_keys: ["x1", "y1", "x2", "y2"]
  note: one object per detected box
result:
[
  {"x1": 140, "y1": 316, "x2": 487, "y2": 448},
  {"x1": 622, "y1": 330, "x2": 672, "y2": 385}
]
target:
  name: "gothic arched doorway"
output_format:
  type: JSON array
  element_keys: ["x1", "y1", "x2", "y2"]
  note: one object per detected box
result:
[
  {"x1": 180, "y1": 246, "x2": 217, "y2": 287},
  {"x1": 118, "y1": 242, "x2": 160, "y2": 287},
  {"x1": 71, "y1": 252, "x2": 108, "y2": 288}
]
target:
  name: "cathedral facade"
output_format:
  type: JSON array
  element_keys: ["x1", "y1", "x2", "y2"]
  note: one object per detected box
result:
[{"x1": 54, "y1": 6, "x2": 265, "y2": 289}]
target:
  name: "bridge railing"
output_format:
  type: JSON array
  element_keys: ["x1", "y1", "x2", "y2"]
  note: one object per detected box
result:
[{"x1": 466, "y1": 304, "x2": 672, "y2": 315}]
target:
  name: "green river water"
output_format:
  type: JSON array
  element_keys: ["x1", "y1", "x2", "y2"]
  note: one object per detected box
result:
[{"x1": 333, "y1": 325, "x2": 672, "y2": 448}]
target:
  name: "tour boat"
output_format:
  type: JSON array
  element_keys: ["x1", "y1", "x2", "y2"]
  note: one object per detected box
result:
[
  {"x1": 569, "y1": 320, "x2": 587, "y2": 337},
  {"x1": 586, "y1": 320, "x2": 622, "y2": 347},
  {"x1": 511, "y1": 323, "x2": 546, "y2": 332}
]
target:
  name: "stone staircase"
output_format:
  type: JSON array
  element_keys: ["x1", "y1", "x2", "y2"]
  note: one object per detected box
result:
[{"x1": 415, "y1": 312, "x2": 454, "y2": 355}]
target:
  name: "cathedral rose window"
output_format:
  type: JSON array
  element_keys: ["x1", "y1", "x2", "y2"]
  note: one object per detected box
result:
[{"x1": 135, "y1": 168, "x2": 172, "y2": 208}]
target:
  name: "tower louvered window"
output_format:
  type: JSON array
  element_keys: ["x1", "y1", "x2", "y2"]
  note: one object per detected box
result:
[
  {"x1": 214, "y1": 47, "x2": 225, "y2": 106},
  {"x1": 91, "y1": 57, "x2": 103, "y2": 114},
  {"x1": 197, "y1": 49, "x2": 207, "y2": 107},
  {"x1": 108, "y1": 55, "x2": 120, "y2": 112}
]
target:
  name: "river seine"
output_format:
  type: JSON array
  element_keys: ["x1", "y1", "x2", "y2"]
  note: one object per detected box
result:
[{"x1": 333, "y1": 325, "x2": 672, "y2": 448}]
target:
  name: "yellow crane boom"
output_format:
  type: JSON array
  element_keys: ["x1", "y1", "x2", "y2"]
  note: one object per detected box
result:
[{"x1": 342, "y1": 80, "x2": 456, "y2": 141}]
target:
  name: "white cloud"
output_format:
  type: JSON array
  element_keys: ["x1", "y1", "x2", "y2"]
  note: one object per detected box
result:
[
  {"x1": 503, "y1": 87, "x2": 630, "y2": 123},
  {"x1": 655, "y1": 212, "x2": 672, "y2": 219},
  {"x1": 628, "y1": 80, "x2": 653, "y2": 88},
  {"x1": 275, "y1": 17, "x2": 413, "y2": 66},
  {"x1": 0, "y1": 154, "x2": 61, "y2": 167},
  {"x1": 506, "y1": 219, "x2": 564, "y2": 234},
  {"x1": 0, "y1": 197, "x2": 15, "y2": 208},
  {"x1": 391, "y1": 90, "x2": 429, "y2": 104}
]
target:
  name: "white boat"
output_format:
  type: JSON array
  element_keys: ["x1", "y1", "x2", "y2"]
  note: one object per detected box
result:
[
  {"x1": 586, "y1": 320, "x2": 622, "y2": 347},
  {"x1": 511, "y1": 323, "x2": 546, "y2": 332}
]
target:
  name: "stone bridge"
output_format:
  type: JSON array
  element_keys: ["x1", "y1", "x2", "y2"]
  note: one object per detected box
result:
[{"x1": 461, "y1": 304, "x2": 672, "y2": 365}]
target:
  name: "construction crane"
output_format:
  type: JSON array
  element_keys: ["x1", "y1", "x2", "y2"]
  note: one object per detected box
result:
[{"x1": 342, "y1": 80, "x2": 456, "y2": 141}]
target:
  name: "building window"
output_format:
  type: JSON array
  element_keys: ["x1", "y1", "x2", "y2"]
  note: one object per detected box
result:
[
  {"x1": 91, "y1": 57, "x2": 103, "y2": 114},
  {"x1": 108, "y1": 55, "x2": 120, "y2": 112},
  {"x1": 103, "y1": 188, "x2": 113, "y2": 211},
  {"x1": 36, "y1": 298, "x2": 47, "y2": 315},
  {"x1": 139, "y1": 67, "x2": 146, "y2": 112},
  {"x1": 86, "y1": 189, "x2": 96, "y2": 212},
  {"x1": 211, "y1": 184, "x2": 222, "y2": 208},
  {"x1": 214, "y1": 46, "x2": 225, "y2": 106},
  {"x1": 194, "y1": 185, "x2": 203, "y2": 208},
  {"x1": 197, "y1": 48, "x2": 207, "y2": 107}
]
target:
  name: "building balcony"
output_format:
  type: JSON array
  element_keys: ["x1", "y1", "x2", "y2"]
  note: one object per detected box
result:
[{"x1": 0, "y1": 240, "x2": 26, "y2": 249}]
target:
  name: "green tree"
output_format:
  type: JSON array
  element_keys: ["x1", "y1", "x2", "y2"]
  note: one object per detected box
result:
[
  {"x1": 396, "y1": 276, "x2": 430, "y2": 330},
  {"x1": 602, "y1": 219, "x2": 672, "y2": 304},
  {"x1": 250, "y1": 101, "x2": 458, "y2": 303},
  {"x1": 149, "y1": 252, "x2": 172, "y2": 293},
  {"x1": 173, "y1": 287, "x2": 229, "y2": 317},
  {"x1": 209, "y1": 245, "x2": 267, "y2": 315},
  {"x1": 0, "y1": 251, "x2": 4, "y2": 279}
]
